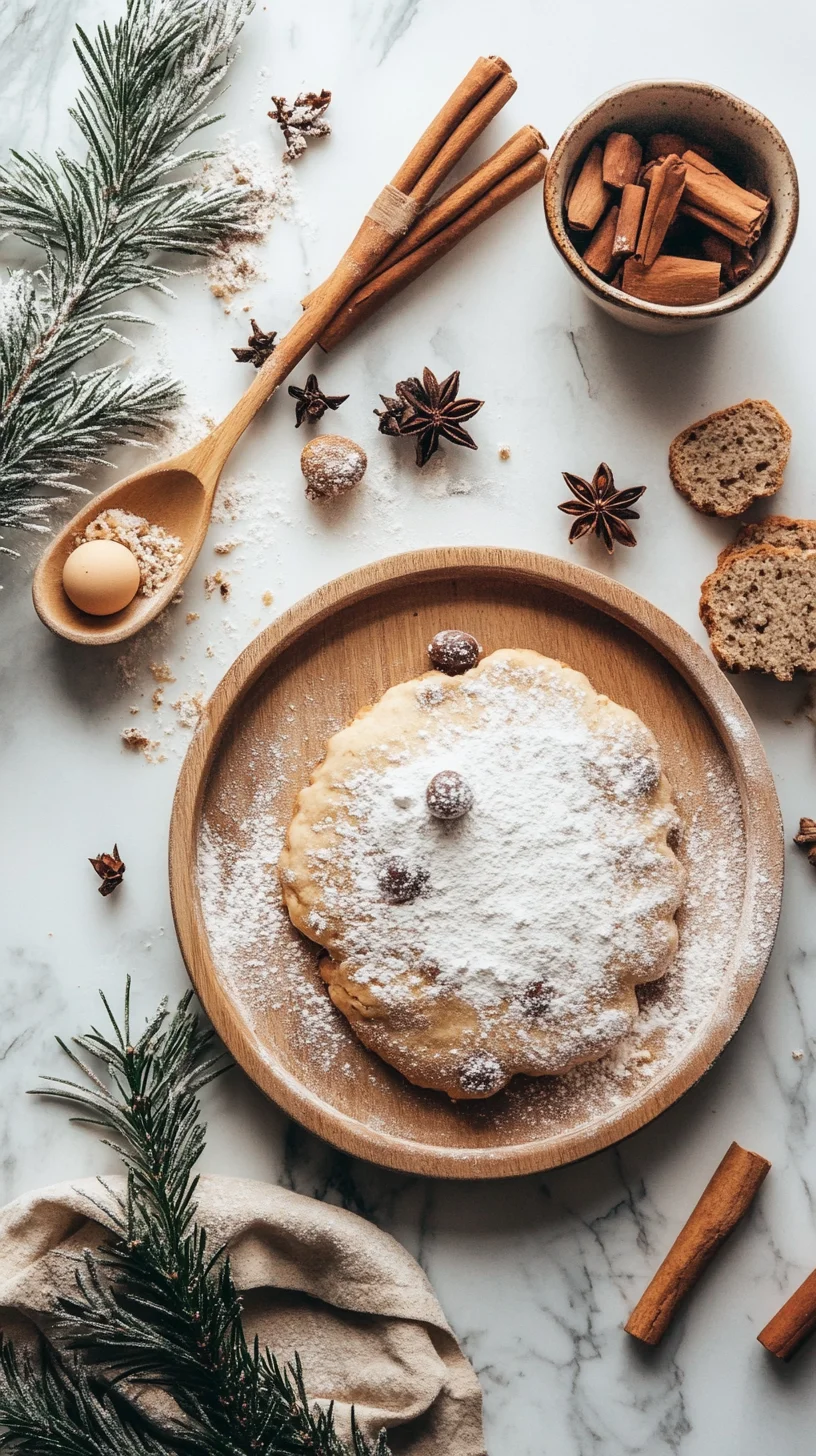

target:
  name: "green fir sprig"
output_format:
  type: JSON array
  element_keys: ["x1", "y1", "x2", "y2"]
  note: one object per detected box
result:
[
  {"x1": 0, "y1": 0, "x2": 256, "y2": 551},
  {"x1": 0, "y1": 983, "x2": 389, "y2": 1456}
]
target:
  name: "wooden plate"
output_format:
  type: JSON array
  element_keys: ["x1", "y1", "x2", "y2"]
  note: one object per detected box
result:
[{"x1": 169, "y1": 548, "x2": 783, "y2": 1178}]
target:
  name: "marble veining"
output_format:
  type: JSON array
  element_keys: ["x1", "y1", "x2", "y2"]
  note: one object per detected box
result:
[{"x1": 2, "y1": 1, "x2": 816, "y2": 1452}]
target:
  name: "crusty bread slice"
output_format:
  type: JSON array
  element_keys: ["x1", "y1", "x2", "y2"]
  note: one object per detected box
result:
[
  {"x1": 700, "y1": 544, "x2": 816, "y2": 679},
  {"x1": 717, "y1": 515, "x2": 816, "y2": 567},
  {"x1": 670, "y1": 399, "x2": 791, "y2": 517}
]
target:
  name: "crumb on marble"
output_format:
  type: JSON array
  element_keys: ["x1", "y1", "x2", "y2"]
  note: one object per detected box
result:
[
  {"x1": 186, "y1": 611, "x2": 200, "y2": 624},
  {"x1": 204, "y1": 570, "x2": 230, "y2": 600},
  {"x1": 262, "y1": 590, "x2": 274, "y2": 606},
  {"x1": 150, "y1": 661, "x2": 176, "y2": 683}
]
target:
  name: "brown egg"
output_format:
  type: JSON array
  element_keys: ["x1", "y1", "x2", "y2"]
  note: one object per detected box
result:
[{"x1": 62, "y1": 539, "x2": 141, "y2": 616}]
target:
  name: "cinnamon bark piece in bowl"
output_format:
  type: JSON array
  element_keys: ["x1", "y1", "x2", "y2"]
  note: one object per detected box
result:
[{"x1": 543, "y1": 80, "x2": 798, "y2": 335}]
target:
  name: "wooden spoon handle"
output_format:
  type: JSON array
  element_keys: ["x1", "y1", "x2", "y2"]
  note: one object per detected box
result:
[{"x1": 191, "y1": 223, "x2": 391, "y2": 492}]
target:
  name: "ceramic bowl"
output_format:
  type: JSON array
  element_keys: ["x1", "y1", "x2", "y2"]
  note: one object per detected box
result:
[{"x1": 543, "y1": 80, "x2": 799, "y2": 334}]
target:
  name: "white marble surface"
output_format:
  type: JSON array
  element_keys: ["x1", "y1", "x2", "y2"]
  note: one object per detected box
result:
[{"x1": 2, "y1": 1, "x2": 816, "y2": 1451}]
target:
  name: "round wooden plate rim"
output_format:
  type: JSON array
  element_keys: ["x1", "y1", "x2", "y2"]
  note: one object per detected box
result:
[{"x1": 169, "y1": 547, "x2": 783, "y2": 1178}]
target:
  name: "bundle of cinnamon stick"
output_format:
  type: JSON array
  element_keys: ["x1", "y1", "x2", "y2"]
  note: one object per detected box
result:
[
  {"x1": 300, "y1": 57, "x2": 547, "y2": 351},
  {"x1": 565, "y1": 126, "x2": 769, "y2": 306}
]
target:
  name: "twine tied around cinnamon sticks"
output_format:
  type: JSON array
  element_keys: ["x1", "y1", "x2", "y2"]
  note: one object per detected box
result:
[
  {"x1": 223, "y1": 56, "x2": 545, "y2": 454},
  {"x1": 296, "y1": 55, "x2": 547, "y2": 350}
]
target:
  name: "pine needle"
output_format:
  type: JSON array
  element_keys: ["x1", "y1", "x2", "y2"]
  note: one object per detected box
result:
[
  {"x1": 0, "y1": 0, "x2": 256, "y2": 553},
  {"x1": 0, "y1": 981, "x2": 390, "y2": 1456}
]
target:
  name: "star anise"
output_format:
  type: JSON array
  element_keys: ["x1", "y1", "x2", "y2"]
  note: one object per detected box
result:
[
  {"x1": 269, "y1": 90, "x2": 331, "y2": 162},
  {"x1": 794, "y1": 818, "x2": 816, "y2": 866},
  {"x1": 288, "y1": 373, "x2": 349, "y2": 427},
  {"x1": 374, "y1": 393, "x2": 410, "y2": 436},
  {"x1": 232, "y1": 319, "x2": 277, "y2": 368},
  {"x1": 377, "y1": 367, "x2": 484, "y2": 467},
  {"x1": 89, "y1": 844, "x2": 125, "y2": 897},
  {"x1": 558, "y1": 463, "x2": 646, "y2": 553}
]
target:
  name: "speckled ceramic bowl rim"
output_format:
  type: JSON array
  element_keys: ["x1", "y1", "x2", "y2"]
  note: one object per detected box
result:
[{"x1": 543, "y1": 78, "x2": 799, "y2": 323}]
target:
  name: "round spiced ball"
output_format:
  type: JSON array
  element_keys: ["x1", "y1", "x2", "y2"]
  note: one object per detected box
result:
[
  {"x1": 378, "y1": 857, "x2": 428, "y2": 904},
  {"x1": 301, "y1": 434, "x2": 367, "y2": 501},
  {"x1": 426, "y1": 769, "x2": 473, "y2": 821},
  {"x1": 458, "y1": 1053, "x2": 504, "y2": 1096},
  {"x1": 428, "y1": 628, "x2": 483, "y2": 676}
]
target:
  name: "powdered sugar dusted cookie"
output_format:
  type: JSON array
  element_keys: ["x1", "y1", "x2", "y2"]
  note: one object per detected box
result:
[{"x1": 278, "y1": 649, "x2": 685, "y2": 1099}]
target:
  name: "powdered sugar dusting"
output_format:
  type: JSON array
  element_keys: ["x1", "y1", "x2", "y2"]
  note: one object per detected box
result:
[
  {"x1": 195, "y1": 665, "x2": 777, "y2": 1131},
  {"x1": 198, "y1": 730, "x2": 350, "y2": 1074},
  {"x1": 281, "y1": 654, "x2": 685, "y2": 1089}
]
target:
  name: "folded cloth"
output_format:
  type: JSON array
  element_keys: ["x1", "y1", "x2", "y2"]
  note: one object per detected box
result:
[{"x1": 0, "y1": 1174, "x2": 485, "y2": 1455}]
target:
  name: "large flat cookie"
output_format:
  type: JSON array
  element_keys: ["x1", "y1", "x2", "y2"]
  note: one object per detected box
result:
[{"x1": 278, "y1": 649, "x2": 685, "y2": 1098}]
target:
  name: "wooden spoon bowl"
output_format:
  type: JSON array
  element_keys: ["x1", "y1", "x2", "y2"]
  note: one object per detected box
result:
[{"x1": 32, "y1": 454, "x2": 217, "y2": 646}]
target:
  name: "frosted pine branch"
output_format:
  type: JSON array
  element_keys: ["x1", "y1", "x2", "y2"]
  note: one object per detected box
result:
[{"x1": 0, "y1": 0, "x2": 255, "y2": 553}]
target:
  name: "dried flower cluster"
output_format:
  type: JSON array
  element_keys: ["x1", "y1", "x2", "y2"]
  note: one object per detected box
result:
[{"x1": 269, "y1": 89, "x2": 332, "y2": 162}]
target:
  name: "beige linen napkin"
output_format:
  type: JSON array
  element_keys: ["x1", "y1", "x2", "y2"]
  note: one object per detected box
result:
[{"x1": 0, "y1": 1174, "x2": 485, "y2": 1456}]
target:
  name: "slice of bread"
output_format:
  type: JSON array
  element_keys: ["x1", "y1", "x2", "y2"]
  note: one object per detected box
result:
[
  {"x1": 670, "y1": 399, "x2": 791, "y2": 517},
  {"x1": 717, "y1": 515, "x2": 816, "y2": 567},
  {"x1": 700, "y1": 544, "x2": 816, "y2": 679}
]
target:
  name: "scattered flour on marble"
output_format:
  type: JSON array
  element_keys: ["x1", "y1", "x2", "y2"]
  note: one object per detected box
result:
[{"x1": 200, "y1": 141, "x2": 303, "y2": 309}]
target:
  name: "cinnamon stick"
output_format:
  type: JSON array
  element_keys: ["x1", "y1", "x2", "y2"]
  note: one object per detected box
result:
[
  {"x1": 613, "y1": 184, "x2": 645, "y2": 258},
  {"x1": 758, "y1": 1269, "x2": 816, "y2": 1361},
  {"x1": 583, "y1": 204, "x2": 619, "y2": 278},
  {"x1": 391, "y1": 55, "x2": 511, "y2": 194},
  {"x1": 368, "y1": 125, "x2": 545, "y2": 278},
  {"x1": 621, "y1": 255, "x2": 721, "y2": 306},
  {"x1": 636, "y1": 154, "x2": 686, "y2": 266},
  {"x1": 318, "y1": 152, "x2": 547, "y2": 351},
  {"x1": 731, "y1": 244, "x2": 755, "y2": 283},
  {"x1": 306, "y1": 57, "x2": 516, "y2": 316},
  {"x1": 679, "y1": 150, "x2": 769, "y2": 247},
  {"x1": 645, "y1": 134, "x2": 715, "y2": 164},
  {"x1": 645, "y1": 131, "x2": 690, "y2": 162},
  {"x1": 602, "y1": 132, "x2": 642, "y2": 188},
  {"x1": 700, "y1": 230, "x2": 733, "y2": 270},
  {"x1": 625, "y1": 1143, "x2": 771, "y2": 1346},
  {"x1": 409, "y1": 71, "x2": 518, "y2": 210},
  {"x1": 567, "y1": 143, "x2": 610, "y2": 231},
  {"x1": 218, "y1": 59, "x2": 522, "y2": 445}
]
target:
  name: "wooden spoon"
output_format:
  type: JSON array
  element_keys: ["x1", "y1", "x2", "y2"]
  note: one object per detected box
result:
[
  {"x1": 31, "y1": 310, "x2": 339, "y2": 647},
  {"x1": 32, "y1": 56, "x2": 514, "y2": 646}
]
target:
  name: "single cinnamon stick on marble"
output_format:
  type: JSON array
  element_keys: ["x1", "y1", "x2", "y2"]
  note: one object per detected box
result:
[
  {"x1": 613, "y1": 183, "x2": 645, "y2": 258},
  {"x1": 621, "y1": 255, "x2": 721, "y2": 306},
  {"x1": 758, "y1": 1270, "x2": 816, "y2": 1361},
  {"x1": 636, "y1": 154, "x2": 686, "y2": 266},
  {"x1": 583, "y1": 204, "x2": 619, "y2": 278},
  {"x1": 602, "y1": 132, "x2": 642, "y2": 188},
  {"x1": 680, "y1": 150, "x2": 769, "y2": 247},
  {"x1": 567, "y1": 143, "x2": 610, "y2": 231},
  {"x1": 625, "y1": 1143, "x2": 771, "y2": 1346},
  {"x1": 318, "y1": 152, "x2": 547, "y2": 351}
]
